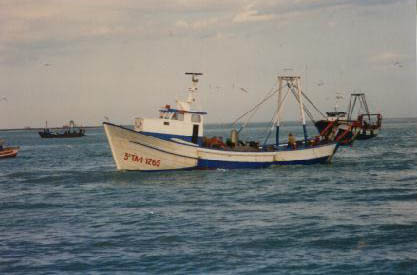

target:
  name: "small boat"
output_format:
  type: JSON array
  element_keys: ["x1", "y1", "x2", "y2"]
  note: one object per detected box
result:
[
  {"x1": 347, "y1": 93, "x2": 382, "y2": 139},
  {"x1": 39, "y1": 120, "x2": 85, "y2": 138},
  {"x1": 103, "y1": 73, "x2": 339, "y2": 171},
  {"x1": 315, "y1": 93, "x2": 382, "y2": 144},
  {"x1": 0, "y1": 139, "x2": 19, "y2": 158}
]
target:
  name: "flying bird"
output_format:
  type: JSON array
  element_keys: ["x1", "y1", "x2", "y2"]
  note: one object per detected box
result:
[
  {"x1": 393, "y1": 61, "x2": 403, "y2": 68},
  {"x1": 239, "y1": 88, "x2": 249, "y2": 93}
]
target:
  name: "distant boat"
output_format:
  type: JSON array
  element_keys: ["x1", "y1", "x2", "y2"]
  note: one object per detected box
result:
[
  {"x1": 315, "y1": 93, "x2": 382, "y2": 144},
  {"x1": 315, "y1": 111, "x2": 362, "y2": 145},
  {"x1": 39, "y1": 120, "x2": 85, "y2": 138},
  {"x1": 0, "y1": 139, "x2": 19, "y2": 158}
]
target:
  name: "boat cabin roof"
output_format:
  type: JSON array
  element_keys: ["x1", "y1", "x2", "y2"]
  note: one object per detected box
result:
[
  {"x1": 326, "y1": 111, "x2": 346, "y2": 116},
  {"x1": 159, "y1": 108, "x2": 207, "y2": 115}
]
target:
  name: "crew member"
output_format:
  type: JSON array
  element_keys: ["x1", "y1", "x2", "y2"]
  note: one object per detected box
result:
[{"x1": 288, "y1": 132, "x2": 296, "y2": 149}]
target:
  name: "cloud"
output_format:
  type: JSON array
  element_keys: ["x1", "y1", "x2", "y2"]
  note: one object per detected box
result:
[
  {"x1": 175, "y1": 20, "x2": 189, "y2": 29},
  {"x1": 0, "y1": 0, "x2": 415, "y2": 128},
  {"x1": 0, "y1": 0, "x2": 413, "y2": 65},
  {"x1": 369, "y1": 52, "x2": 410, "y2": 64},
  {"x1": 175, "y1": 17, "x2": 220, "y2": 31},
  {"x1": 233, "y1": 3, "x2": 275, "y2": 23},
  {"x1": 368, "y1": 51, "x2": 413, "y2": 71}
]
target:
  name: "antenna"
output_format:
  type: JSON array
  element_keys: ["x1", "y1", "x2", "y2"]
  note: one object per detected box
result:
[
  {"x1": 334, "y1": 91, "x2": 345, "y2": 112},
  {"x1": 185, "y1": 72, "x2": 203, "y2": 75},
  {"x1": 185, "y1": 72, "x2": 203, "y2": 84},
  {"x1": 185, "y1": 72, "x2": 203, "y2": 90},
  {"x1": 176, "y1": 72, "x2": 204, "y2": 111}
]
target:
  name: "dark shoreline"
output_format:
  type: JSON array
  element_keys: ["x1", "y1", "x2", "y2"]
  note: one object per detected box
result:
[{"x1": 0, "y1": 125, "x2": 103, "y2": 132}]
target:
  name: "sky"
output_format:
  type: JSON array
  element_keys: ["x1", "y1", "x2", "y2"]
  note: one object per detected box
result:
[{"x1": 0, "y1": 0, "x2": 415, "y2": 129}]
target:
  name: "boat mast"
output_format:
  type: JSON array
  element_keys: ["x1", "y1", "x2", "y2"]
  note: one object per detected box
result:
[
  {"x1": 296, "y1": 77, "x2": 308, "y2": 143},
  {"x1": 273, "y1": 79, "x2": 291, "y2": 147},
  {"x1": 185, "y1": 72, "x2": 203, "y2": 106},
  {"x1": 334, "y1": 92, "x2": 344, "y2": 113},
  {"x1": 348, "y1": 93, "x2": 370, "y2": 120},
  {"x1": 275, "y1": 80, "x2": 283, "y2": 146},
  {"x1": 276, "y1": 76, "x2": 308, "y2": 145},
  {"x1": 348, "y1": 93, "x2": 371, "y2": 122}
]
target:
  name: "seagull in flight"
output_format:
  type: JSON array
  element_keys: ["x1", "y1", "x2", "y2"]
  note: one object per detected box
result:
[{"x1": 393, "y1": 61, "x2": 403, "y2": 68}]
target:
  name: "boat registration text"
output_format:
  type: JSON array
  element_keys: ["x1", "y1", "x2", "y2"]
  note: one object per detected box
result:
[{"x1": 123, "y1": 152, "x2": 161, "y2": 167}]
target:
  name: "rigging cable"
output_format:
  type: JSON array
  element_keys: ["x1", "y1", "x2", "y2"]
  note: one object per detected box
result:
[
  {"x1": 262, "y1": 87, "x2": 291, "y2": 145},
  {"x1": 262, "y1": 106, "x2": 280, "y2": 146},
  {"x1": 290, "y1": 89, "x2": 316, "y2": 123},
  {"x1": 232, "y1": 85, "x2": 279, "y2": 131},
  {"x1": 300, "y1": 91, "x2": 326, "y2": 119}
]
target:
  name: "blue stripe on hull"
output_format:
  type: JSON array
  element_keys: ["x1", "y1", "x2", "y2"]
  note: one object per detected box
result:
[
  {"x1": 197, "y1": 156, "x2": 330, "y2": 169},
  {"x1": 197, "y1": 159, "x2": 271, "y2": 169},
  {"x1": 125, "y1": 156, "x2": 330, "y2": 171},
  {"x1": 273, "y1": 156, "x2": 330, "y2": 166}
]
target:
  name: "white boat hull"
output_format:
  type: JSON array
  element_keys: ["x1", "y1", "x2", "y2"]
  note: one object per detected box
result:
[{"x1": 103, "y1": 122, "x2": 338, "y2": 171}]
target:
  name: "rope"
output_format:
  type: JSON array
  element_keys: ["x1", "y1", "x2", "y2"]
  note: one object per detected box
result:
[
  {"x1": 232, "y1": 81, "x2": 325, "y2": 140},
  {"x1": 237, "y1": 100, "x2": 263, "y2": 134},
  {"x1": 301, "y1": 91, "x2": 326, "y2": 118},
  {"x1": 232, "y1": 85, "x2": 279, "y2": 127},
  {"x1": 289, "y1": 88, "x2": 316, "y2": 123},
  {"x1": 262, "y1": 107, "x2": 279, "y2": 146}
]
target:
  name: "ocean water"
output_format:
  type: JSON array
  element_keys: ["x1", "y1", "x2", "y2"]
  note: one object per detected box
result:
[{"x1": 0, "y1": 118, "x2": 416, "y2": 274}]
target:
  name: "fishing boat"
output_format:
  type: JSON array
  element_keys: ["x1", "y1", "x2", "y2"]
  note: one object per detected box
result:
[
  {"x1": 315, "y1": 93, "x2": 382, "y2": 143},
  {"x1": 314, "y1": 111, "x2": 362, "y2": 145},
  {"x1": 0, "y1": 139, "x2": 19, "y2": 158},
  {"x1": 39, "y1": 120, "x2": 85, "y2": 138},
  {"x1": 103, "y1": 73, "x2": 339, "y2": 171},
  {"x1": 347, "y1": 93, "x2": 382, "y2": 139}
]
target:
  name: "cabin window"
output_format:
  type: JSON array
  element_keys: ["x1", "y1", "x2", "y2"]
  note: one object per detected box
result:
[
  {"x1": 176, "y1": 113, "x2": 184, "y2": 121},
  {"x1": 164, "y1": 121, "x2": 170, "y2": 126},
  {"x1": 191, "y1": 114, "x2": 201, "y2": 123},
  {"x1": 171, "y1": 112, "x2": 184, "y2": 121}
]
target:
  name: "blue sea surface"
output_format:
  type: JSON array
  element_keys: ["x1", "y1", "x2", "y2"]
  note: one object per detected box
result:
[{"x1": 0, "y1": 118, "x2": 416, "y2": 274}]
